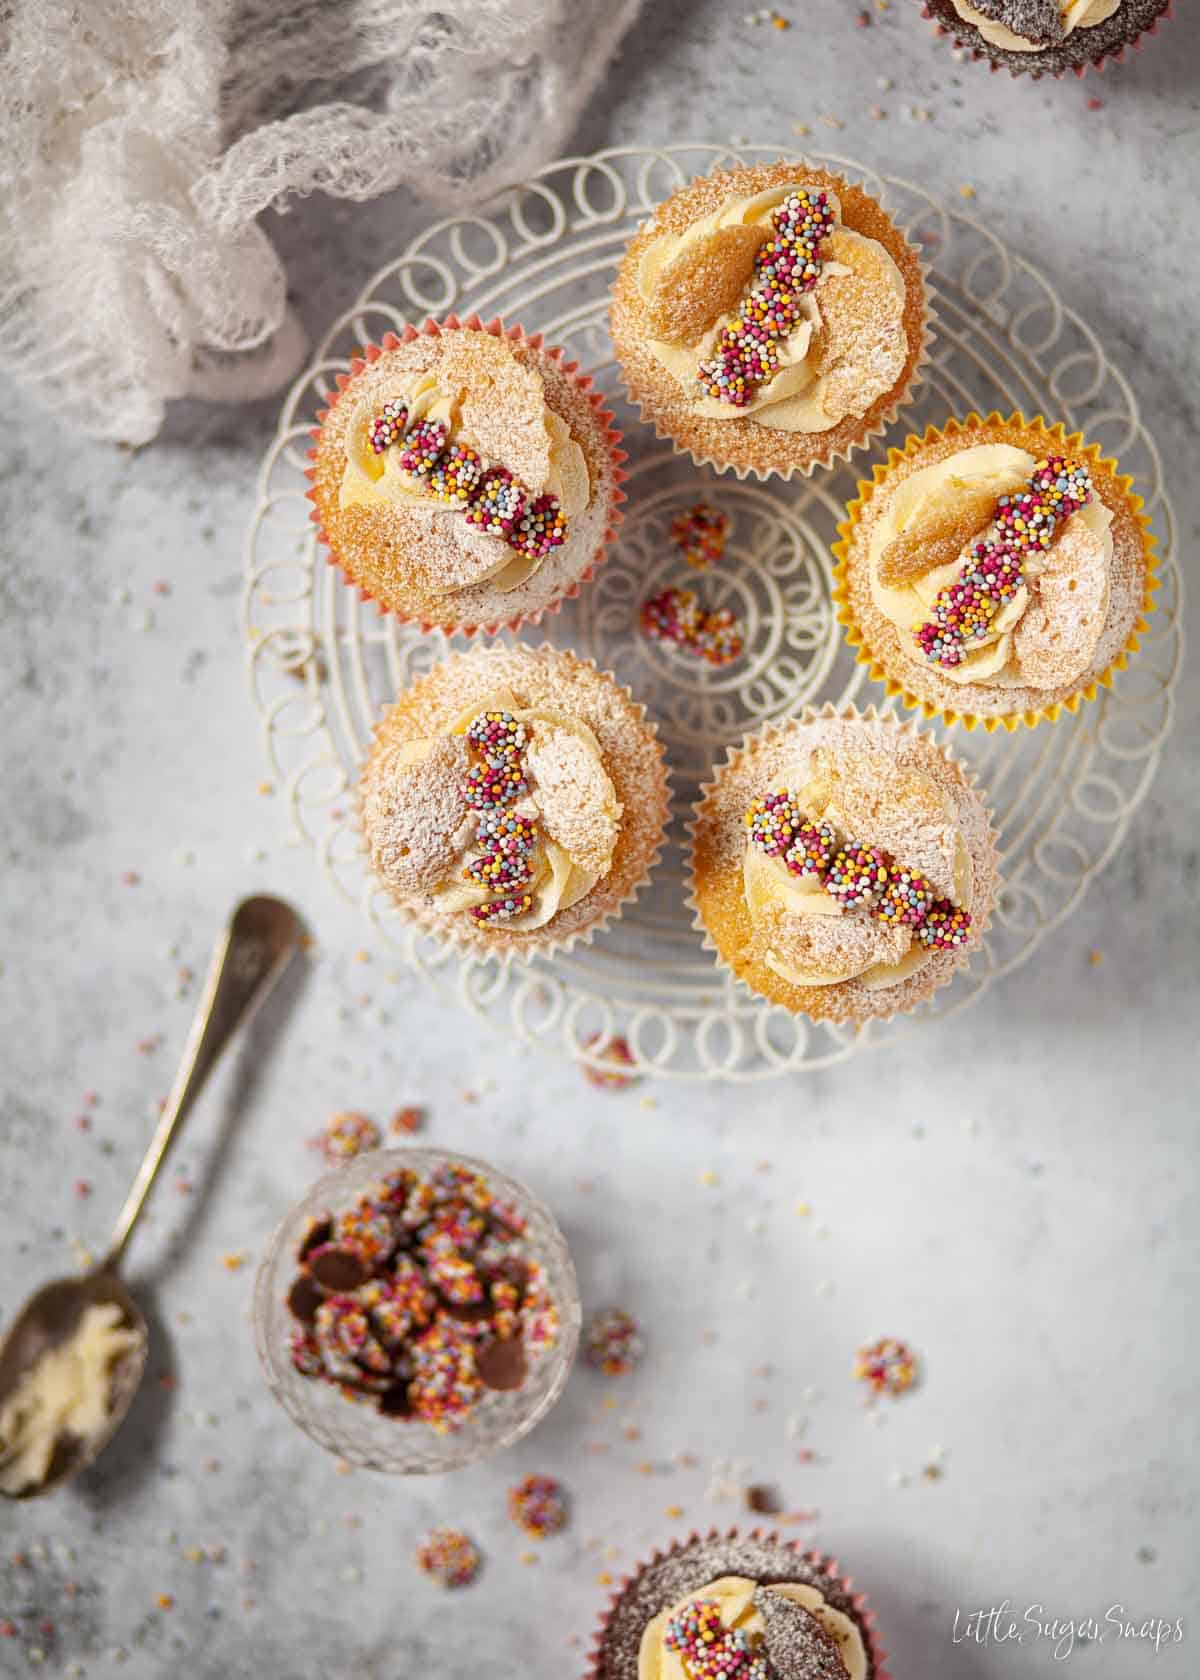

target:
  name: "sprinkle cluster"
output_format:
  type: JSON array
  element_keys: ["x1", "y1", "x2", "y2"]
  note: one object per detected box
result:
[
  {"x1": 366, "y1": 404, "x2": 569, "y2": 560},
  {"x1": 581, "y1": 1032, "x2": 639, "y2": 1090},
  {"x1": 459, "y1": 711, "x2": 542, "y2": 925},
  {"x1": 671, "y1": 502, "x2": 731, "y2": 570},
  {"x1": 416, "y1": 1527, "x2": 481, "y2": 1588},
  {"x1": 584, "y1": 1306, "x2": 645, "y2": 1375},
  {"x1": 855, "y1": 1335, "x2": 919, "y2": 1399},
  {"x1": 641, "y1": 586, "x2": 744, "y2": 667},
  {"x1": 697, "y1": 189, "x2": 837, "y2": 408},
  {"x1": 285, "y1": 1159, "x2": 559, "y2": 1431},
  {"x1": 915, "y1": 456, "x2": 1093, "y2": 669},
  {"x1": 664, "y1": 1599, "x2": 771, "y2": 1680},
  {"x1": 744, "y1": 789, "x2": 973, "y2": 951},
  {"x1": 507, "y1": 1473, "x2": 568, "y2": 1539},
  {"x1": 316, "y1": 1109, "x2": 381, "y2": 1164}
]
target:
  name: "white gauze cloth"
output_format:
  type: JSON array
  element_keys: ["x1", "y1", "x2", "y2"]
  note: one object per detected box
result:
[{"x1": 0, "y1": 0, "x2": 642, "y2": 444}]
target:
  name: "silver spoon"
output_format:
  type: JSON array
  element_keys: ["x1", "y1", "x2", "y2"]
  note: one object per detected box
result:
[{"x1": 0, "y1": 894, "x2": 304, "y2": 1499}]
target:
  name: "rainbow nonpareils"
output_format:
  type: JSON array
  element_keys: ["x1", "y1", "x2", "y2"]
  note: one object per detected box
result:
[
  {"x1": 744, "y1": 789, "x2": 973, "y2": 949},
  {"x1": 671, "y1": 502, "x2": 731, "y2": 570},
  {"x1": 915, "y1": 456, "x2": 1093, "y2": 669},
  {"x1": 664, "y1": 1599, "x2": 771, "y2": 1680},
  {"x1": 855, "y1": 1335, "x2": 919, "y2": 1398},
  {"x1": 416, "y1": 1527, "x2": 481, "y2": 1588},
  {"x1": 508, "y1": 1473, "x2": 568, "y2": 1539},
  {"x1": 459, "y1": 711, "x2": 543, "y2": 925},
  {"x1": 584, "y1": 1307, "x2": 644, "y2": 1375},
  {"x1": 697, "y1": 188, "x2": 837, "y2": 409},
  {"x1": 641, "y1": 586, "x2": 744, "y2": 667},
  {"x1": 365, "y1": 403, "x2": 569, "y2": 558},
  {"x1": 283, "y1": 1160, "x2": 559, "y2": 1431}
]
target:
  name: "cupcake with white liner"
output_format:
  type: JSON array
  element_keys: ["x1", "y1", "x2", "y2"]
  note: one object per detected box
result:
[
  {"x1": 688, "y1": 707, "x2": 998, "y2": 1026},
  {"x1": 359, "y1": 644, "x2": 670, "y2": 958}
]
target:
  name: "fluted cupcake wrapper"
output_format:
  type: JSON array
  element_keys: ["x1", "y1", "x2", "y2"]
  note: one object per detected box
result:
[
  {"x1": 831, "y1": 411, "x2": 1160, "y2": 734},
  {"x1": 353, "y1": 643, "x2": 671, "y2": 964},
  {"x1": 611, "y1": 159, "x2": 936, "y2": 483},
  {"x1": 305, "y1": 313, "x2": 627, "y2": 637},
  {"x1": 917, "y1": 0, "x2": 1175, "y2": 79},
  {"x1": 685, "y1": 703, "x2": 1001, "y2": 1028},
  {"x1": 584, "y1": 1527, "x2": 892, "y2": 1680}
]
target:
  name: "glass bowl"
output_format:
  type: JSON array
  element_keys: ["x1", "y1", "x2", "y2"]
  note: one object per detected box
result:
[{"x1": 253, "y1": 1147, "x2": 581, "y2": 1473}]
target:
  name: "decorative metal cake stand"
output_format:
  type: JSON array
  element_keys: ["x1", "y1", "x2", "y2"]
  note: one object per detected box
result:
[{"x1": 243, "y1": 144, "x2": 1182, "y2": 1081}]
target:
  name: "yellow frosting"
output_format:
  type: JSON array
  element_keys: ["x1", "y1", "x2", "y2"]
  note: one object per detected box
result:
[
  {"x1": 741, "y1": 765, "x2": 972, "y2": 992},
  {"x1": 951, "y1": 0, "x2": 1119, "y2": 51},
  {"x1": 866, "y1": 443, "x2": 1113, "y2": 689},
  {"x1": 636, "y1": 185, "x2": 906, "y2": 435},
  {"x1": 0, "y1": 1303, "x2": 140, "y2": 1495},
  {"x1": 398, "y1": 688, "x2": 620, "y2": 931},
  {"x1": 337, "y1": 377, "x2": 590, "y2": 596},
  {"x1": 638, "y1": 1576, "x2": 867, "y2": 1680}
]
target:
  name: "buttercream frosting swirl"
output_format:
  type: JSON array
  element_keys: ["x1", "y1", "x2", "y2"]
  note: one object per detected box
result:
[
  {"x1": 638, "y1": 1576, "x2": 867, "y2": 1680},
  {"x1": 951, "y1": 0, "x2": 1120, "y2": 50},
  {"x1": 635, "y1": 182, "x2": 907, "y2": 434},
  {"x1": 867, "y1": 443, "x2": 1113, "y2": 690}
]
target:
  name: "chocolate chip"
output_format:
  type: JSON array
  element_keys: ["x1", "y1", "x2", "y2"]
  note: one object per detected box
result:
[
  {"x1": 309, "y1": 1247, "x2": 367, "y2": 1292},
  {"x1": 378, "y1": 1381, "x2": 413, "y2": 1417},
  {"x1": 475, "y1": 1336, "x2": 528, "y2": 1392},
  {"x1": 745, "y1": 1483, "x2": 781, "y2": 1514},
  {"x1": 297, "y1": 1216, "x2": 333, "y2": 1262},
  {"x1": 287, "y1": 1276, "x2": 323, "y2": 1324}
]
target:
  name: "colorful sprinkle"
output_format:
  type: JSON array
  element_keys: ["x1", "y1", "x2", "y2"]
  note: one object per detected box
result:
[
  {"x1": 641, "y1": 586, "x2": 744, "y2": 667},
  {"x1": 671, "y1": 502, "x2": 730, "y2": 570},
  {"x1": 508, "y1": 1474, "x2": 568, "y2": 1539},
  {"x1": 416, "y1": 1527, "x2": 480, "y2": 1588},
  {"x1": 744, "y1": 789, "x2": 972, "y2": 948},
  {"x1": 664, "y1": 1598, "x2": 770, "y2": 1678},
  {"x1": 397, "y1": 417, "x2": 449, "y2": 481},
  {"x1": 581, "y1": 1033, "x2": 639, "y2": 1089},
  {"x1": 317, "y1": 1110, "x2": 381, "y2": 1164},
  {"x1": 368, "y1": 399, "x2": 408, "y2": 454},
  {"x1": 697, "y1": 189, "x2": 836, "y2": 408},
  {"x1": 463, "y1": 465, "x2": 526, "y2": 539},
  {"x1": 428, "y1": 441, "x2": 484, "y2": 506},
  {"x1": 584, "y1": 1307, "x2": 644, "y2": 1376},
  {"x1": 510, "y1": 495, "x2": 567, "y2": 560},
  {"x1": 855, "y1": 1335, "x2": 919, "y2": 1398},
  {"x1": 915, "y1": 456, "x2": 1093, "y2": 670},
  {"x1": 465, "y1": 710, "x2": 528, "y2": 766}
]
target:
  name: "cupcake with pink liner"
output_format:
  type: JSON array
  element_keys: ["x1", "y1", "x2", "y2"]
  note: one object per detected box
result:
[
  {"x1": 917, "y1": 0, "x2": 1172, "y2": 77},
  {"x1": 586, "y1": 1529, "x2": 889, "y2": 1680},
  {"x1": 358, "y1": 643, "x2": 670, "y2": 960},
  {"x1": 306, "y1": 315, "x2": 626, "y2": 635}
]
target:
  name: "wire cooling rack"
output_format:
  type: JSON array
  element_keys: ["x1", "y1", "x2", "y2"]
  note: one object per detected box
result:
[{"x1": 243, "y1": 143, "x2": 1182, "y2": 1081}]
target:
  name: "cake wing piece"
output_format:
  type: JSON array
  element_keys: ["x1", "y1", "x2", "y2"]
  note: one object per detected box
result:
[{"x1": 754, "y1": 1587, "x2": 851, "y2": 1680}]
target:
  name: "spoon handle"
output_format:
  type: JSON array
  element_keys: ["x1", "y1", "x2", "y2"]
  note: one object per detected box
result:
[{"x1": 101, "y1": 895, "x2": 304, "y2": 1270}]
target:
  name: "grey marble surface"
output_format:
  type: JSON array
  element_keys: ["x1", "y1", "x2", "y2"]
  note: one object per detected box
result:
[{"x1": 2, "y1": 1, "x2": 1198, "y2": 1675}]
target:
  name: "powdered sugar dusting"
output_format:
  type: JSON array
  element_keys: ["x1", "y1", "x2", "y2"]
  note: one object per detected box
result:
[{"x1": 525, "y1": 724, "x2": 620, "y2": 875}]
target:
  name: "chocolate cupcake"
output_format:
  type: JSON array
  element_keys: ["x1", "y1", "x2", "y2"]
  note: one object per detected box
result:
[
  {"x1": 359, "y1": 644, "x2": 670, "y2": 957},
  {"x1": 919, "y1": 0, "x2": 1172, "y2": 77},
  {"x1": 832, "y1": 413, "x2": 1157, "y2": 731},
  {"x1": 308, "y1": 315, "x2": 625, "y2": 634},
  {"x1": 688, "y1": 707, "x2": 998, "y2": 1026},
  {"x1": 587, "y1": 1530, "x2": 889, "y2": 1680},
  {"x1": 610, "y1": 161, "x2": 930, "y2": 479}
]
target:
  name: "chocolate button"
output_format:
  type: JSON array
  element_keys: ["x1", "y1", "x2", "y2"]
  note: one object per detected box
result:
[
  {"x1": 378, "y1": 1381, "x2": 413, "y2": 1417},
  {"x1": 475, "y1": 1337, "x2": 528, "y2": 1392},
  {"x1": 287, "y1": 1275, "x2": 323, "y2": 1324},
  {"x1": 309, "y1": 1247, "x2": 368, "y2": 1292},
  {"x1": 297, "y1": 1216, "x2": 333, "y2": 1262}
]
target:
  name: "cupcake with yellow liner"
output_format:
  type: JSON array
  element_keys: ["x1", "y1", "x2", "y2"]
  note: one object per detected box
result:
[
  {"x1": 688, "y1": 706, "x2": 997, "y2": 1027},
  {"x1": 610, "y1": 161, "x2": 931, "y2": 480},
  {"x1": 307, "y1": 315, "x2": 626, "y2": 635},
  {"x1": 832, "y1": 412, "x2": 1157, "y2": 732},
  {"x1": 359, "y1": 644, "x2": 669, "y2": 958},
  {"x1": 586, "y1": 1529, "x2": 890, "y2": 1680}
]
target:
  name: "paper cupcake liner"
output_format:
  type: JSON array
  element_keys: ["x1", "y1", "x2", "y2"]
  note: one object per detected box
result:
[
  {"x1": 685, "y1": 703, "x2": 1000, "y2": 1028},
  {"x1": 610, "y1": 159, "x2": 937, "y2": 483},
  {"x1": 584, "y1": 1527, "x2": 891, "y2": 1680},
  {"x1": 305, "y1": 314, "x2": 628, "y2": 637},
  {"x1": 918, "y1": 0, "x2": 1174, "y2": 79},
  {"x1": 355, "y1": 643, "x2": 671, "y2": 965},
  {"x1": 831, "y1": 411, "x2": 1160, "y2": 734}
]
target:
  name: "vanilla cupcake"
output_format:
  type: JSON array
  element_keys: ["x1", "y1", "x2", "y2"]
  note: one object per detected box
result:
[
  {"x1": 689, "y1": 708, "x2": 997, "y2": 1026},
  {"x1": 359, "y1": 645, "x2": 669, "y2": 956},
  {"x1": 833, "y1": 414, "x2": 1157, "y2": 731},
  {"x1": 610, "y1": 162, "x2": 929, "y2": 479},
  {"x1": 587, "y1": 1531, "x2": 889, "y2": 1680},
  {"x1": 308, "y1": 316, "x2": 625, "y2": 634},
  {"x1": 920, "y1": 0, "x2": 1172, "y2": 77}
]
